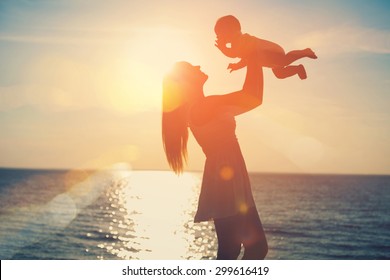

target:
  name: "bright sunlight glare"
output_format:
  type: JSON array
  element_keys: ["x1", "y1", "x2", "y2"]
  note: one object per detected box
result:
[{"x1": 113, "y1": 27, "x2": 199, "y2": 114}]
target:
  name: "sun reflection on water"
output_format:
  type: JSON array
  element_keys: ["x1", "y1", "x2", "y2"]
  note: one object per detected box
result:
[{"x1": 95, "y1": 170, "x2": 217, "y2": 259}]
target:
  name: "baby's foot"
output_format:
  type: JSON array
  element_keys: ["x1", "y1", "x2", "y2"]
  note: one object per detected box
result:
[
  {"x1": 298, "y1": 64, "x2": 307, "y2": 79},
  {"x1": 304, "y1": 48, "x2": 318, "y2": 59}
]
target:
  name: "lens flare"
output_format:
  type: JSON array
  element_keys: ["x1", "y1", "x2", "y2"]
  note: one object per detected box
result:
[{"x1": 219, "y1": 165, "x2": 234, "y2": 181}]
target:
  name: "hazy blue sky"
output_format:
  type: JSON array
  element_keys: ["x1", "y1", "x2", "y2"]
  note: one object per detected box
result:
[{"x1": 1, "y1": 0, "x2": 389, "y2": 174}]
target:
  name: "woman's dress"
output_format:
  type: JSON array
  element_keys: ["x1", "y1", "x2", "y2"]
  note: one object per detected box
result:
[{"x1": 190, "y1": 109, "x2": 256, "y2": 222}]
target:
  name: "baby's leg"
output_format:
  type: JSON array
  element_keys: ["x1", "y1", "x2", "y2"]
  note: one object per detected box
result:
[
  {"x1": 284, "y1": 48, "x2": 317, "y2": 65},
  {"x1": 273, "y1": 64, "x2": 307, "y2": 80}
]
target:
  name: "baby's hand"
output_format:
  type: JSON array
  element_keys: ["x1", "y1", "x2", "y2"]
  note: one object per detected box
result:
[
  {"x1": 227, "y1": 63, "x2": 241, "y2": 73},
  {"x1": 215, "y1": 39, "x2": 227, "y2": 51}
]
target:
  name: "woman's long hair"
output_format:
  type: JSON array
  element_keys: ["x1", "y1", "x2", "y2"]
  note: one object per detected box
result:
[{"x1": 162, "y1": 62, "x2": 191, "y2": 174}]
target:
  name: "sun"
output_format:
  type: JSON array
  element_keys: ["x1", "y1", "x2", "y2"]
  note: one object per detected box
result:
[{"x1": 107, "y1": 26, "x2": 199, "y2": 114}]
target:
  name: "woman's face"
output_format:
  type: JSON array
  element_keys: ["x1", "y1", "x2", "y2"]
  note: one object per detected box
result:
[
  {"x1": 180, "y1": 62, "x2": 208, "y2": 86},
  {"x1": 168, "y1": 62, "x2": 208, "y2": 103}
]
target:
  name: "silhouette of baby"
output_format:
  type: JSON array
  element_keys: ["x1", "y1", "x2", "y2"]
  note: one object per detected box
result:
[{"x1": 215, "y1": 15, "x2": 317, "y2": 79}]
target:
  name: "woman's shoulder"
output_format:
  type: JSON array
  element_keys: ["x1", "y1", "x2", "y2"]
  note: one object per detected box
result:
[
  {"x1": 189, "y1": 96, "x2": 235, "y2": 126},
  {"x1": 189, "y1": 97, "x2": 213, "y2": 126}
]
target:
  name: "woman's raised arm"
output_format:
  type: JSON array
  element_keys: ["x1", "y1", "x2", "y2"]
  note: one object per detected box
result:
[
  {"x1": 192, "y1": 60, "x2": 264, "y2": 124},
  {"x1": 240, "y1": 59, "x2": 264, "y2": 105}
]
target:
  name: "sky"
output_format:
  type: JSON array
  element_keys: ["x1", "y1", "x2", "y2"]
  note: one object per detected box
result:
[{"x1": 0, "y1": 0, "x2": 389, "y2": 175}]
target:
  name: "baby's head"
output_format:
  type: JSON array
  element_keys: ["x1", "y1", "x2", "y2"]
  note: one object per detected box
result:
[{"x1": 214, "y1": 15, "x2": 242, "y2": 42}]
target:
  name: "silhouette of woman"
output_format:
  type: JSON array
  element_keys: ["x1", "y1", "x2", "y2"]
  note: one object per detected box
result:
[{"x1": 162, "y1": 59, "x2": 268, "y2": 259}]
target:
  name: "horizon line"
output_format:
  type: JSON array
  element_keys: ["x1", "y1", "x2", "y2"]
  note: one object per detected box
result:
[{"x1": 0, "y1": 166, "x2": 389, "y2": 177}]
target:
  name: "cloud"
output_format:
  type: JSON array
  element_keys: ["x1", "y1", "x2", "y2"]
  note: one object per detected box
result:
[
  {"x1": 295, "y1": 25, "x2": 390, "y2": 55},
  {"x1": 0, "y1": 84, "x2": 77, "y2": 112},
  {"x1": 0, "y1": 33, "x2": 114, "y2": 45},
  {"x1": 0, "y1": 54, "x2": 100, "y2": 112},
  {"x1": 0, "y1": 51, "x2": 163, "y2": 114}
]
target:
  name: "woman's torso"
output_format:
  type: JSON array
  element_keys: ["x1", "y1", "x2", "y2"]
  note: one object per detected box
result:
[
  {"x1": 189, "y1": 107, "x2": 256, "y2": 221},
  {"x1": 189, "y1": 109, "x2": 239, "y2": 157}
]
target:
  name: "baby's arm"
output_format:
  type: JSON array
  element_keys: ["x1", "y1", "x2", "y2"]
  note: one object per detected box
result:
[{"x1": 228, "y1": 58, "x2": 247, "y2": 72}]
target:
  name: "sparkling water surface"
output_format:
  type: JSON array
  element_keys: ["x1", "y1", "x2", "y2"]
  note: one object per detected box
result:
[{"x1": 0, "y1": 168, "x2": 389, "y2": 260}]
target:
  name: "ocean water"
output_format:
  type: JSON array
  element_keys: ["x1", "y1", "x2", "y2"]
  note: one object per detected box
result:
[{"x1": 0, "y1": 167, "x2": 389, "y2": 260}]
